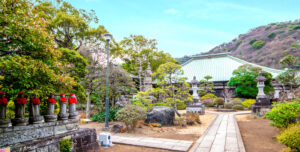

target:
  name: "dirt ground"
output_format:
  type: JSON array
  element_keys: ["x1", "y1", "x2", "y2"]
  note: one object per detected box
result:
[
  {"x1": 79, "y1": 112, "x2": 216, "y2": 152},
  {"x1": 236, "y1": 114, "x2": 286, "y2": 152}
]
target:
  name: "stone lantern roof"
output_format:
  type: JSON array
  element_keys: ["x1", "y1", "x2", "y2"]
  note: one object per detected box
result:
[
  {"x1": 191, "y1": 76, "x2": 198, "y2": 84},
  {"x1": 255, "y1": 72, "x2": 266, "y2": 82}
]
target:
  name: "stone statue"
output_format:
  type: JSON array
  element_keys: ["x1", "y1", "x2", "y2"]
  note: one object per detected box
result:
[
  {"x1": 44, "y1": 94, "x2": 57, "y2": 122},
  {"x1": 58, "y1": 93, "x2": 69, "y2": 120},
  {"x1": 29, "y1": 97, "x2": 43, "y2": 124},
  {"x1": 143, "y1": 62, "x2": 153, "y2": 92},
  {"x1": 186, "y1": 76, "x2": 205, "y2": 115},
  {"x1": 0, "y1": 92, "x2": 10, "y2": 127},
  {"x1": 12, "y1": 92, "x2": 28, "y2": 126},
  {"x1": 68, "y1": 93, "x2": 78, "y2": 119}
]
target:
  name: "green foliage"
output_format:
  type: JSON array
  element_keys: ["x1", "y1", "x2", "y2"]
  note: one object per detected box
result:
[
  {"x1": 236, "y1": 40, "x2": 242, "y2": 46},
  {"x1": 268, "y1": 33, "x2": 276, "y2": 38},
  {"x1": 154, "y1": 102, "x2": 168, "y2": 106},
  {"x1": 291, "y1": 43, "x2": 299, "y2": 48},
  {"x1": 277, "y1": 30, "x2": 285, "y2": 34},
  {"x1": 186, "y1": 113, "x2": 201, "y2": 125},
  {"x1": 91, "y1": 106, "x2": 122, "y2": 122},
  {"x1": 265, "y1": 26, "x2": 271, "y2": 31},
  {"x1": 232, "y1": 104, "x2": 244, "y2": 110},
  {"x1": 201, "y1": 93, "x2": 217, "y2": 107},
  {"x1": 224, "y1": 103, "x2": 233, "y2": 109},
  {"x1": 116, "y1": 104, "x2": 146, "y2": 131},
  {"x1": 198, "y1": 75, "x2": 215, "y2": 96},
  {"x1": 232, "y1": 98, "x2": 244, "y2": 110},
  {"x1": 227, "y1": 64, "x2": 273, "y2": 98},
  {"x1": 266, "y1": 102, "x2": 300, "y2": 128},
  {"x1": 257, "y1": 50, "x2": 262, "y2": 54},
  {"x1": 251, "y1": 40, "x2": 265, "y2": 49},
  {"x1": 242, "y1": 99, "x2": 255, "y2": 109},
  {"x1": 277, "y1": 123, "x2": 300, "y2": 151},
  {"x1": 60, "y1": 138, "x2": 73, "y2": 152},
  {"x1": 214, "y1": 98, "x2": 224, "y2": 108},
  {"x1": 249, "y1": 39, "x2": 257, "y2": 45}
]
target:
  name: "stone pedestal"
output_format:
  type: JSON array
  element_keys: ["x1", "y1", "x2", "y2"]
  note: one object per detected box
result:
[
  {"x1": 0, "y1": 104, "x2": 10, "y2": 127},
  {"x1": 29, "y1": 103, "x2": 43, "y2": 124},
  {"x1": 44, "y1": 102, "x2": 57, "y2": 122},
  {"x1": 58, "y1": 102, "x2": 69, "y2": 120},
  {"x1": 12, "y1": 103, "x2": 28, "y2": 126},
  {"x1": 69, "y1": 103, "x2": 78, "y2": 119}
]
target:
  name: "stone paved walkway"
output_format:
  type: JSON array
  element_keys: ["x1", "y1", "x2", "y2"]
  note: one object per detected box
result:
[
  {"x1": 111, "y1": 135, "x2": 193, "y2": 152},
  {"x1": 189, "y1": 111, "x2": 250, "y2": 152}
]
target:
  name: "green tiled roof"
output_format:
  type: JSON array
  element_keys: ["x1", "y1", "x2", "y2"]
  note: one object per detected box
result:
[{"x1": 181, "y1": 53, "x2": 284, "y2": 82}]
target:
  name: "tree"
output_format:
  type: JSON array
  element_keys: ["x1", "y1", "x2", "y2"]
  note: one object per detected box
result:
[
  {"x1": 154, "y1": 62, "x2": 193, "y2": 116},
  {"x1": 0, "y1": 0, "x2": 79, "y2": 102},
  {"x1": 198, "y1": 75, "x2": 215, "y2": 96},
  {"x1": 227, "y1": 64, "x2": 273, "y2": 98}
]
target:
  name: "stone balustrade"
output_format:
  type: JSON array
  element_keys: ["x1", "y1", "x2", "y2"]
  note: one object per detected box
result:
[{"x1": 0, "y1": 92, "x2": 79, "y2": 127}]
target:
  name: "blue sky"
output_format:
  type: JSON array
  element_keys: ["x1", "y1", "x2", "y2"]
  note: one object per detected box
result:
[{"x1": 68, "y1": 0, "x2": 300, "y2": 58}]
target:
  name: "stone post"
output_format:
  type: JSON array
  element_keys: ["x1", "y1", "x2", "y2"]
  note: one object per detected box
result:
[
  {"x1": 44, "y1": 94, "x2": 57, "y2": 122},
  {"x1": 68, "y1": 93, "x2": 78, "y2": 119},
  {"x1": 12, "y1": 92, "x2": 28, "y2": 126},
  {"x1": 0, "y1": 92, "x2": 10, "y2": 127},
  {"x1": 191, "y1": 76, "x2": 200, "y2": 101},
  {"x1": 29, "y1": 97, "x2": 43, "y2": 124},
  {"x1": 58, "y1": 93, "x2": 69, "y2": 120}
]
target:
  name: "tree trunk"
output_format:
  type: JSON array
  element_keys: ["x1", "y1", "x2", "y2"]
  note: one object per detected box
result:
[
  {"x1": 138, "y1": 59, "x2": 143, "y2": 91},
  {"x1": 86, "y1": 92, "x2": 91, "y2": 119},
  {"x1": 171, "y1": 80, "x2": 181, "y2": 117}
]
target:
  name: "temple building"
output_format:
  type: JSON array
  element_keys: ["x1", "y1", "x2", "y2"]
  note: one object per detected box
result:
[{"x1": 180, "y1": 53, "x2": 286, "y2": 98}]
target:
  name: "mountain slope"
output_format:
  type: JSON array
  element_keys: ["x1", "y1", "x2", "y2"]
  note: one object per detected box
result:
[{"x1": 184, "y1": 20, "x2": 300, "y2": 69}]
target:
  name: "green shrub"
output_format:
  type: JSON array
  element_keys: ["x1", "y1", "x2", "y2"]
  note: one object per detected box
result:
[
  {"x1": 293, "y1": 25, "x2": 300, "y2": 30},
  {"x1": 236, "y1": 40, "x2": 242, "y2": 46},
  {"x1": 224, "y1": 103, "x2": 233, "y2": 109},
  {"x1": 116, "y1": 104, "x2": 146, "y2": 131},
  {"x1": 266, "y1": 102, "x2": 300, "y2": 128},
  {"x1": 154, "y1": 102, "x2": 168, "y2": 106},
  {"x1": 277, "y1": 124, "x2": 300, "y2": 151},
  {"x1": 257, "y1": 50, "x2": 262, "y2": 54},
  {"x1": 252, "y1": 40, "x2": 265, "y2": 49},
  {"x1": 268, "y1": 32, "x2": 276, "y2": 38},
  {"x1": 265, "y1": 26, "x2": 271, "y2": 30},
  {"x1": 291, "y1": 43, "x2": 298, "y2": 47},
  {"x1": 249, "y1": 39, "x2": 257, "y2": 45},
  {"x1": 91, "y1": 106, "x2": 122, "y2": 122},
  {"x1": 214, "y1": 98, "x2": 224, "y2": 108},
  {"x1": 232, "y1": 105, "x2": 244, "y2": 110},
  {"x1": 60, "y1": 138, "x2": 73, "y2": 152},
  {"x1": 176, "y1": 100, "x2": 187, "y2": 110},
  {"x1": 277, "y1": 30, "x2": 285, "y2": 34},
  {"x1": 242, "y1": 99, "x2": 255, "y2": 109},
  {"x1": 201, "y1": 93, "x2": 217, "y2": 107},
  {"x1": 203, "y1": 99, "x2": 215, "y2": 107}
]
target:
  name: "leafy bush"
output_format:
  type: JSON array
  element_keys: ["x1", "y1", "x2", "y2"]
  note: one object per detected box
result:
[
  {"x1": 201, "y1": 93, "x2": 217, "y2": 107},
  {"x1": 268, "y1": 33, "x2": 276, "y2": 38},
  {"x1": 91, "y1": 106, "x2": 122, "y2": 122},
  {"x1": 186, "y1": 113, "x2": 201, "y2": 125},
  {"x1": 277, "y1": 123, "x2": 300, "y2": 151},
  {"x1": 200, "y1": 93, "x2": 217, "y2": 100},
  {"x1": 174, "y1": 116, "x2": 186, "y2": 127},
  {"x1": 154, "y1": 102, "x2": 168, "y2": 106},
  {"x1": 224, "y1": 103, "x2": 233, "y2": 109},
  {"x1": 249, "y1": 39, "x2": 257, "y2": 45},
  {"x1": 116, "y1": 105, "x2": 146, "y2": 131},
  {"x1": 265, "y1": 26, "x2": 271, "y2": 30},
  {"x1": 60, "y1": 138, "x2": 73, "y2": 152},
  {"x1": 252, "y1": 40, "x2": 265, "y2": 49},
  {"x1": 203, "y1": 99, "x2": 215, "y2": 107},
  {"x1": 277, "y1": 30, "x2": 285, "y2": 34},
  {"x1": 291, "y1": 43, "x2": 298, "y2": 47},
  {"x1": 214, "y1": 98, "x2": 224, "y2": 108},
  {"x1": 232, "y1": 104, "x2": 244, "y2": 110},
  {"x1": 266, "y1": 102, "x2": 300, "y2": 128},
  {"x1": 293, "y1": 25, "x2": 300, "y2": 30},
  {"x1": 242, "y1": 99, "x2": 255, "y2": 109},
  {"x1": 176, "y1": 99, "x2": 187, "y2": 110},
  {"x1": 236, "y1": 40, "x2": 242, "y2": 46}
]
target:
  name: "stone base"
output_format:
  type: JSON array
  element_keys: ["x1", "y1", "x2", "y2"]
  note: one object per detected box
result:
[
  {"x1": 252, "y1": 105, "x2": 271, "y2": 117},
  {"x1": 44, "y1": 115, "x2": 57, "y2": 122},
  {"x1": 12, "y1": 117, "x2": 28, "y2": 126},
  {"x1": 58, "y1": 113, "x2": 69, "y2": 120},
  {"x1": 255, "y1": 97, "x2": 271, "y2": 106},
  {"x1": 29, "y1": 115, "x2": 44, "y2": 124},
  {"x1": 69, "y1": 112, "x2": 78, "y2": 119},
  {"x1": 0, "y1": 119, "x2": 10, "y2": 128},
  {"x1": 7, "y1": 128, "x2": 99, "y2": 152}
]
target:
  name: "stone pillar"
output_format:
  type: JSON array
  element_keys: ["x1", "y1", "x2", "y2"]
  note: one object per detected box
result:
[
  {"x1": 44, "y1": 94, "x2": 57, "y2": 122},
  {"x1": 12, "y1": 92, "x2": 28, "y2": 126},
  {"x1": 68, "y1": 93, "x2": 78, "y2": 120},
  {"x1": 191, "y1": 76, "x2": 199, "y2": 101},
  {"x1": 29, "y1": 97, "x2": 43, "y2": 124},
  {"x1": 58, "y1": 93, "x2": 69, "y2": 120},
  {"x1": 0, "y1": 92, "x2": 10, "y2": 127},
  {"x1": 274, "y1": 88, "x2": 280, "y2": 99}
]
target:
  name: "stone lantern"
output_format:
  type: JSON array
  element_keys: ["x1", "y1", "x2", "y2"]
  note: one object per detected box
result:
[
  {"x1": 12, "y1": 92, "x2": 28, "y2": 126},
  {"x1": 0, "y1": 92, "x2": 10, "y2": 127},
  {"x1": 68, "y1": 93, "x2": 78, "y2": 119},
  {"x1": 252, "y1": 72, "x2": 271, "y2": 116},
  {"x1": 29, "y1": 97, "x2": 44, "y2": 124},
  {"x1": 58, "y1": 93, "x2": 69, "y2": 120},
  {"x1": 44, "y1": 94, "x2": 57, "y2": 122},
  {"x1": 191, "y1": 76, "x2": 200, "y2": 101}
]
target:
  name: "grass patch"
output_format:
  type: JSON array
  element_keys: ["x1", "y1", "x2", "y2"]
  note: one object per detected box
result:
[{"x1": 252, "y1": 40, "x2": 265, "y2": 49}]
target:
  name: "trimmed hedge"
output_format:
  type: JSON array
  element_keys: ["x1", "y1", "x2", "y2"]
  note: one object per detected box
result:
[{"x1": 277, "y1": 123, "x2": 300, "y2": 151}]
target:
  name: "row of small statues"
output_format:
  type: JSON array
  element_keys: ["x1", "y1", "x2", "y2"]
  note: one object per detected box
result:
[{"x1": 0, "y1": 92, "x2": 78, "y2": 127}]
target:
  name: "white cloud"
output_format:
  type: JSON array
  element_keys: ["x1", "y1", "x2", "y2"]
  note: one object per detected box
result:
[{"x1": 164, "y1": 8, "x2": 179, "y2": 14}]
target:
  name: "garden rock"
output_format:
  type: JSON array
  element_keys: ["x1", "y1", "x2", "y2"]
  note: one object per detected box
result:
[
  {"x1": 111, "y1": 124, "x2": 124, "y2": 133},
  {"x1": 145, "y1": 106, "x2": 175, "y2": 126}
]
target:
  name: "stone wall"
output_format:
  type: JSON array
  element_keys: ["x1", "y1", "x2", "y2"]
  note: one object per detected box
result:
[
  {"x1": 10, "y1": 128, "x2": 99, "y2": 152},
  {"x1": 0, "y1": 119, "x2": 79, "y2": 147}
]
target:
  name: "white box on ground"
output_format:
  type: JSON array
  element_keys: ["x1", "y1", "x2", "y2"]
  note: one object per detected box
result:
[{"x1": 98, "y1": 133, "x2": 112, "y2": 147}]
